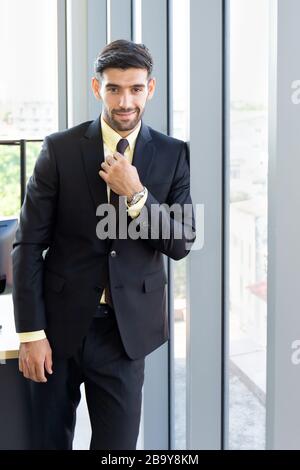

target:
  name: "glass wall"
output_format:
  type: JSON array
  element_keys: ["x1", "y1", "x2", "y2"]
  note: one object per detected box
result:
[
  {"x1": 0, "y1": 141, "x2": 42, "y2": 217},
  {"x1": 171, "y1": 0, "x2": 190, "y2": 450},
  {"x1": 0, "y1": 0, "x2": 58, "y2": 140},
  {"x1": 0, "y1": 0, "x2": 59, "y2": 382},
  {"x1": 227, "y1": 0, "x2": 269, "y2": 449},
  {"x1": 0, "y1": 0, "x2": 58, "y2": 219}
]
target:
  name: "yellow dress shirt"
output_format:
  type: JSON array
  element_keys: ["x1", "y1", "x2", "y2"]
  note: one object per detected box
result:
[{"x1": 19, "y1": 114, "x2": 148, "y2": 343}]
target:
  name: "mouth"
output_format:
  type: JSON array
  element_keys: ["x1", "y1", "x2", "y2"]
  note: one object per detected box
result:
[{"x1": 115, "y1": 111, "x2": 136, "y2": 119}]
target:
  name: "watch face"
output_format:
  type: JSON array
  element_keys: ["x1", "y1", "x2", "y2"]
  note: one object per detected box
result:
[
  {"x1": 128, "y1": 187, "x2": 145, "y2": 206},
  {"x1": 131, "y1": 195, "x2": 139, "y2": 205}
]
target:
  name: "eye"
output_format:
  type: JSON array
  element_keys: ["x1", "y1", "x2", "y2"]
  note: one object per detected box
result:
[
  {"x1": 108, "y1": 87, "x2": 118, "y2": 93},
  {"x1": 133, "y1": 88, "x2": 143, "y2": 93}
]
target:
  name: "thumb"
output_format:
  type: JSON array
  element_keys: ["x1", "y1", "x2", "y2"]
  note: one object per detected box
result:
[{"x1": 45, "y1": 351, "x2": 53, "y2": 375}]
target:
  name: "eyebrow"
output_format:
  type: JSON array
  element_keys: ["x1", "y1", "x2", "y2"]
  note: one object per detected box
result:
[{"x1": 105, "y1": 83, "x2": 146, "y2": 89}]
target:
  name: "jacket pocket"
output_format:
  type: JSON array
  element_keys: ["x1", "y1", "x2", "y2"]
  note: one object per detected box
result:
[
  {"x1": 143, "y1": 270, "x2": 167, "y2": 293},
  {"x1": 44, "y1": 270, "x2": 66, "y2": 293}
]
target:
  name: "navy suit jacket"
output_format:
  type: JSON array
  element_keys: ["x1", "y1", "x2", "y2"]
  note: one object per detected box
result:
[{"x1": 12, "y1": 117, "x2": 195, "y2": 359}]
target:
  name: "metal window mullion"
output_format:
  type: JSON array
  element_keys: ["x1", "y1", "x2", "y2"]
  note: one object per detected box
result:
[
  {"x1": 20, "y1": 140, "x2": 26, "y2": 206},
  {"x1": 266, "y1": 0, "x2": 300, "y2": 450},
  {"x1": 187, "y1": 0, "x2": 224, "y2": 450},
  {"x1": 66, "y1": 0, "x2": 88, "y2": 126},
  {"x1": 167, "y1": 0, "x2": 176, "y2": 451},
  {"x1": 57, "y1": 0, "x2": 68, "y2": 131},
  {"x1": 87, "y1": 0, "x2": 107, "y2": 120},
  {"x1": 141, "y1": 0, "x2": 170, "y2": 450},
  {"x1": 110, "y1": 0, "x2": 132, "y2": 42}
]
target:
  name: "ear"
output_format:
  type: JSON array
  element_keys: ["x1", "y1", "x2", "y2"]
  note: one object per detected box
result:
[
  {"x1": 91, "y1": 77, "x2": 101, "y2": 100},
  {"x1": 147, "y1": 77, "x2": 156, "y2": 101}
]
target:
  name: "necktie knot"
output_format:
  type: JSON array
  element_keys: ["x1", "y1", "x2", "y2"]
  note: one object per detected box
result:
[{"x1": 116, "y1": 138, "x2": 129, "y2": 155}]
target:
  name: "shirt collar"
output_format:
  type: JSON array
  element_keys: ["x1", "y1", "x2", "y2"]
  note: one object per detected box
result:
[{"x1": 101, "y1": 113, "x2": 141, "y2": 152}]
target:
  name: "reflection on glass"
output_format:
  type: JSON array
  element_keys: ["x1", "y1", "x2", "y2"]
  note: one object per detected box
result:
[
  {"x1": 171, "y1": 0, "x2": 189, "y2": 450},
  {"x1": 228, "y1": 0, "x2": 269, "y2": 449},
  {"x1": 0, "y1": 0, "x2": 58, "y2": 139}
]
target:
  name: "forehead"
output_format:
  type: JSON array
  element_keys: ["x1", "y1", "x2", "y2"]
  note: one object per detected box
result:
[{"x1": 101, "y1": 67, "x2": 148, "y2": 86}]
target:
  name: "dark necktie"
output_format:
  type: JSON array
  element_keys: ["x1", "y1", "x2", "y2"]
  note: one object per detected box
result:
[
  {"x1": 108, "y1": 138, "x2": 129, "y2": 212},
  {"x1": 104, "y1": 138, "x2": 129, "y2": 308}
]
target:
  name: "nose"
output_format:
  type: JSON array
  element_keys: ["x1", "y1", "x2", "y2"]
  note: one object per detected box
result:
[{"x1": 118, "y1": 92, "x2": 131, "y2": 109}]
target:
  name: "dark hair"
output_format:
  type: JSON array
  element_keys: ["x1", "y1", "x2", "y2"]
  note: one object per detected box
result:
[{"x1": 94, "y1": 39, "x2": 153, "y2": 80}]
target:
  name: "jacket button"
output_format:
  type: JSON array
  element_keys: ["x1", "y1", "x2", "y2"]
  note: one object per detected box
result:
[{"x1": 110, "y1": 250, "x2": 117, "y2": 257}]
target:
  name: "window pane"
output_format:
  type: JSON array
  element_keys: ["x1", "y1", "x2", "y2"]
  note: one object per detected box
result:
[
  {"x1": 0, "y1": 0, "x2": 58, "y2": 139},
  {"x1": 228, "y1": 0, "x2": 269, "y2": 449},
  {"x1": 26, "y1": 142, "x2": 43, "y2": 184},
  {"x1": 171, "y1": 0, "x2": 190, "y2": 450},
  {"x1": 0, "y1": 144, "x2": 20, "y2": 217}
]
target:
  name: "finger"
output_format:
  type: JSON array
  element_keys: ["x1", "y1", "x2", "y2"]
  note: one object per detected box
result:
[
  {"x1": 19, "y1": 357, "x2": 25, "y2": 375},
  {"x1": 22, "y1": 361, "x2": 30, "y2": 380},
  {"x1": 101, "y1": 161, "x2": 109, "y2": 171},
  {"x1": 99, "y1": 170, "x2": 109, "y2": 182},
  {"x1": 45, "y1": 352, "x2": 53, "y2": 375},
  {"x1": 106, "y1": 156, "x2": 116, "y2": 165},
  {"x1": 35, "y1": 364, "x2": 47, "y2": 383},
  {"x1": 28, "y1": 362, "x2": 38, "y2": 382}
]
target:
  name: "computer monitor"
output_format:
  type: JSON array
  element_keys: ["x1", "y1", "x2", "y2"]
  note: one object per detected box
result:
[{"x1": 0, "y1": 218, "x2": 18, "y2": 295}]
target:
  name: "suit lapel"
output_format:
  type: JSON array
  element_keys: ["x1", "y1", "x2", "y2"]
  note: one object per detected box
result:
[
  {"x1": 80, "y1": 117, "x2": 108, "y2": 210},
  {"x1": 80, "y1": 117, "x2": 155, "y2": 211},
  {"x1": 132, "y1": 120, "x2": 155, "y2": 186}
]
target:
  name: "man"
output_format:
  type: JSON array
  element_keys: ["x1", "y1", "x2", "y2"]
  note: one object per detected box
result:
[{"x1": 12, "y1": 39, "x2": 195, "y2": 450}]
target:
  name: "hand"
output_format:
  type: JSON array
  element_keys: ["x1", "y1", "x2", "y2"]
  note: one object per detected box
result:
[
  {"x1": 19, "y1": 338, "x2": 53, "y2": 383},
  {"x1": 99, "y1": 152, "x2": 143, "y2": 198}
]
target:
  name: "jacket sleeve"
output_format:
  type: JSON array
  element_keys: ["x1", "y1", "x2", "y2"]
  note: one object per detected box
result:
[
  {"x1": 134, "y1": 142, "x2": 196, "y2": 260},
  {"x1": 12, "y1": 136, "x2": 58, "y2": 332}
]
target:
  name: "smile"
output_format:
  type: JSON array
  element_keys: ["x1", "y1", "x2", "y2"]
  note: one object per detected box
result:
[{"x1": 115, "y1": 111, "x2": 136, "y2": 117}]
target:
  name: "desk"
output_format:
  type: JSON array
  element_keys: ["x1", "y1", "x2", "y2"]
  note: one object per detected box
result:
[
  {"x1": 0, "y1": 294, "x2": 31, "y2": 449},
  {"x1": 0, "y1": 294, "x2": 19, "y2": 359}
]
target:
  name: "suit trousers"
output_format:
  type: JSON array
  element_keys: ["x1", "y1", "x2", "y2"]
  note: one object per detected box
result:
[{"x1": 27, "y1": 306, "x2": 145, "y2": 450}]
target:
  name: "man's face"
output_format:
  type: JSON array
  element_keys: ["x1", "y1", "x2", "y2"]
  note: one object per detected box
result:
[{"x1": 92, "y1": 68, "x2": 156, "y2": 135}]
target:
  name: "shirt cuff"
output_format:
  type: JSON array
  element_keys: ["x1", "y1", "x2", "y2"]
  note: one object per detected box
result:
[
  {"x1": 126, "y1": 187, "x2": 148, "y2": 219},
  {"x1": 18, "y1": 330, "x2": 46, "y2": 343}
]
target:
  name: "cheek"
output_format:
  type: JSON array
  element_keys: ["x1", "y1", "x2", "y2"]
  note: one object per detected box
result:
[
  {"x1": 102, "y1": 95, "x2": 115, "y2": 107},
  {"x1": 137, "y1": 96, "x2": 147, "y2": 109}
]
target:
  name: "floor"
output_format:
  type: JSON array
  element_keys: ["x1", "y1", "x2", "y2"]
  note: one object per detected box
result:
[
  {"x1": 73, "y1": 359, "x2": 265, "y2": 450},
  {"x1": 0, "y1": 294, "x2": 266, "y2": 450}
]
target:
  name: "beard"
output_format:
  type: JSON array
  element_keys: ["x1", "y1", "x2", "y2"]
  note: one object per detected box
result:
[{"x1": 103, "y1": 107, "x2": 145, "y2": 133}]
